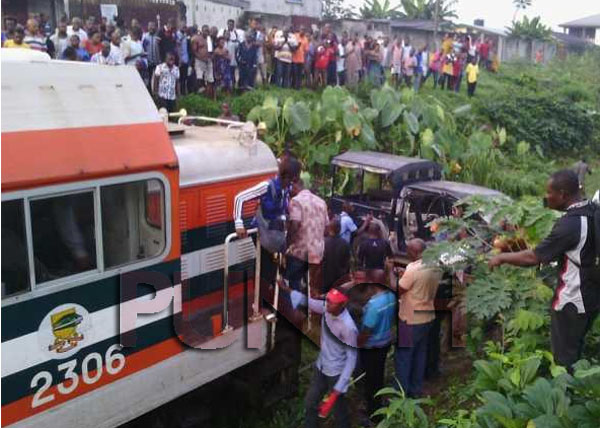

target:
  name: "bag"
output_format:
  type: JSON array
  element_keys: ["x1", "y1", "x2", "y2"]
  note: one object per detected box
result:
[
  {"x1": 255, "y1": 206, "x2": 286, "y2": 253},
  {"x1": 255, "y1": 179, "x2": 287, "y2": 254}
]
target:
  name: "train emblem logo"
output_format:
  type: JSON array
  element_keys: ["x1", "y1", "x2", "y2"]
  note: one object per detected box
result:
[
  {"x1": 48, "y1": 307, "x2": 84, "y2": 353},
  {"x1": 38, "y1": 303, "x2": 93, "y2": 359}
]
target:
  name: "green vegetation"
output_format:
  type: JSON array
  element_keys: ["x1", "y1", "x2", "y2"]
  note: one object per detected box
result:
[
  {"x1": 388, "y1": 195, "x2": 600, "y2": 428},
  {"x1": 507, "y1": 16, "x2": 552, "y2": 40},
  {"x1": 176, "y1": 54, "x2": 600, "y2": 426}
]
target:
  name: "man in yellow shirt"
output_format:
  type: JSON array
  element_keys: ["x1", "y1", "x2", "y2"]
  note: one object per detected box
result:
[
  {"x1": 465, "y1": 57, "x2": 479, "y2": 97},
  {"x1": 441, "y1": 33, "x2": 453, "y2": 55},
  {"x1": 3, "y1": 26, "x2": 31, "y2": 49}
]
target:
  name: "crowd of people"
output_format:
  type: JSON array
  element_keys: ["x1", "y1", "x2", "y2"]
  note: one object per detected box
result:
[
  {"x1": 2, "y1": 13, "x2": 496, "y2": 112},
  {"x1": 232, "y1": 153, "x2": 599, "y2": 428},
  {"x1": 233, "y1": 154, "x2": 459, "y2": 427}
]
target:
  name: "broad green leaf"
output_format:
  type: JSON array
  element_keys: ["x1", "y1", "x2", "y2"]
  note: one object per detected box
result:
[
  {"x1": 404, "y1": 111, "x2": 419, "y2": 135},
  {"x1": 288, "y1": 102, "x2": 311, "y2": 135},
  {"x1": 343, "y1": 110, "x2": 362, "y2": 136},
  {"x1": 510, "y1": 368, "x2": 521, "y2": 387},
  {"x1": 263, "y1": 95, "x2": 278, "y2": 109},
  {"x1": 381, "y1": 103, "x2": 405, "y2": 128},
  {"x1": 498, "y1": 127, "x2": 507, "y2": 145},
  {"x1": 362, "y1": 107, "x2": 379, "y2": 122},
  {"x1": 370, "y1": 87, "x2": 392, "y2": 112},
  {"x1": 360, "y1": 123, "x2": 377, "y2": 149},
  {"x1": 246, "y1": 105, "x2": 262, "y2": 123},
  {"x1": 520, "y1": 358, "x2": 541, "y2": 386}
]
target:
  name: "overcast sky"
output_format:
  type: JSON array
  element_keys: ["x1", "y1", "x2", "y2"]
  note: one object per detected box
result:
[{"x1": 346, "y1": 0, "x2": 598, "y2": 31}]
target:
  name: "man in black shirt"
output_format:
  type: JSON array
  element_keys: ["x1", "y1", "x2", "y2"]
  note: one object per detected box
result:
[
  {"x1": 489, "y1": 170, "x2": 599, "y2": 370},
  {"x1": 357, "y1": 222, "x2": 392, "y2": 271},
  {"x1": 322, "y1": 216, "x2": 351, "y2": 293}
]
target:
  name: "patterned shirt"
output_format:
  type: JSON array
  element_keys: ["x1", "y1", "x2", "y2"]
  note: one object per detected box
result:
[
  {"x1": 90, "y1": 52, "x2": 117, "y2": 65},
  {"x1": 288, "y1": 189, "x2": 329, "y2": 264},
  {"x1": 142, "y1": 33, "x2": 161, "y2": 66},
  {"x1": 154, "y1": 63, "x2": 180, "y2": 100}
]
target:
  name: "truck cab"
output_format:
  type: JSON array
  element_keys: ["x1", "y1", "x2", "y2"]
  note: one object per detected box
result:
[{"x1": 330, "y1": 151, "x2": 505, "y2": 252}]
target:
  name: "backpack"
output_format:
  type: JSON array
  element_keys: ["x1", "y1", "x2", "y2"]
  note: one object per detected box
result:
[
  {"x1": 255, "y1": 179, "x2": 287, "y2": 254},
  {"x1": 566, "y1": 200, "x2": 600, "y2": 269}
]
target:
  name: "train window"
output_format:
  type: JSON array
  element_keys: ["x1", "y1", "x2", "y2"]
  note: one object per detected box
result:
[
  {"x1": 2, "y1": 200, "x2": 31, "y2": 298},
  {"x1": 30, "y1": 192, "x2": 97, "y2": 283},
  {"x1": 101, "y1": 179, "x2": 166, "y2": 268}
]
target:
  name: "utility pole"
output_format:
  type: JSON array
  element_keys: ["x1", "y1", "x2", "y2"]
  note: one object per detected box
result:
[{"x1": 433, "y1": 0, "x2": 440, "y2": 50}]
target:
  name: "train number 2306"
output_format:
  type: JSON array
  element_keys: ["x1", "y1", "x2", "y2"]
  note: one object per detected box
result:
[{"x1": 30, "y1": 345, "x2": 126, "y2": 408}]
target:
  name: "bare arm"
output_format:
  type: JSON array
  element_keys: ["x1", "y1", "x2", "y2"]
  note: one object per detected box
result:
[{"x1": 488, "y1": 250, "x2": 539, "y2": 269}]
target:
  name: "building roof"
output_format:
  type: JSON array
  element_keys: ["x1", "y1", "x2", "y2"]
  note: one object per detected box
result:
[
  {"x1": 456, "y1": 23, "x2": 507, "y2": 37},
  {"x1": 331, "y1": 151, "x2": 442, "y2": 189},
  {"x1": 209, "y1": 0, "x2": 250, "y2": 8},
  {"x1": 1, "y1": 50, "x2": 177, "y2": 191},
  {"x1": 552, "y1": 31, "x2": 595, "y2": 46},
  {"x1": 405, "y1": 180, "x2": 505, "y2": 200},
  {"x1": 559, "y1": 13, "x2": 600, "y2": 28},
  {"x1": 389, "y1": 19, "x2": 453, "y2": 32}
]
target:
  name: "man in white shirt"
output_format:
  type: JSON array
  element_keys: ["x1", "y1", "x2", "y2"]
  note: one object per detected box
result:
[
  {"x1": 91, "y1": 41, "x2": 118, "y2": 65},
  {"x1": 50, "y1": 21, "x2": 69, "y2": 59},
  {"x1": 109, "y1": 29, "x2": 124, "y2": 65},
  {"x1": 287, "y1": 288, "x2": 357, "y2": 428},
  {"x1": 67, "y1": 17, "x2": 88, "y2": 48}
]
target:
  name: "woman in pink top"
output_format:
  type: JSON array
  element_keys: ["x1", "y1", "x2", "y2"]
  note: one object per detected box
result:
[
  {"x1": 402, "y1": 48, "x2": 417, "y2": 88},
  {"x1": 423, "y1": 50, "x2": 441, "y2": 89},
  {"x1": 391, "y1": 39, "x2": 403, "y2": 88}
]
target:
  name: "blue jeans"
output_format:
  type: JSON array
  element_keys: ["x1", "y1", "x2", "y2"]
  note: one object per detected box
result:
[
  {"x1": 413, "y1": 73, "x2": 422, "y2": 91},
  {"x1": 394, "y1": 321, "x2": 432, "y2": 398},
  {"x1": 285, "y1": 255, "x2": 308, "y2": 291},
  {"x1": 277, "y1": 61, "x2": 291, "y2": 88},
  {"x1": 240, "y1": 65, "x2": 256, "y2": 89}
]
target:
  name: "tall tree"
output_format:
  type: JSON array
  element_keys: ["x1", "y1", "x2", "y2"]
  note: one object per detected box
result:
[
  {"x1": 398, "y1": 0, "x2": 458, "y2": 20},
  {"x1": 322, "y1": 0, "x2": 356, "y2": 20},
  {"x1": 359, "y1": 0, "x2": 403, "y2": 19},
  {"x1": 507, "y1": 15, "x2": 551, "y2": 40},
  {"x1": 513, "y1": 0, "x2": 533, "y2": 22}
]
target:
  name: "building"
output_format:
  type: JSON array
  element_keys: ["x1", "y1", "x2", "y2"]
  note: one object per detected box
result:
[
  {"x1": 1, "y1": 0, "x2": 182, "y2": 28},
  {"x1": 244, "y1": 0, "x2": 321, "y2": 29},
  {"x1": 185, "y1": 0, "x2": 248, "y2": 28},
  {"x1": 184, "y1": 0, "x2": 321, "y2": 30},
  {"x1": 559, "y1": 13, "x2": 600, "y2": 46},
  {"x1": 389, "y1": 19, "x2": 454, "y2": 47}
]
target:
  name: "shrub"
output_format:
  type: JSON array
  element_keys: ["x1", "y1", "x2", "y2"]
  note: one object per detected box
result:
[
  {"x1": 177, "y1": 94, "x2": 221, "y2": 117},
  {"x1": 477, "y1": 91, "x2": 598, "y2": 154},
  {"x1": 230, "y1": 87, "x2": 319, "y2": 120}
]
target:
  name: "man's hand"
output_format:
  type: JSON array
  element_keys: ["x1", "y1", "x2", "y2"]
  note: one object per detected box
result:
[
  {"x1": 236, "y1": 227, "x2": 248, "y2": 238},
  {"x1": 488, "y1": 254, "x2": 503, "y2": 270}
]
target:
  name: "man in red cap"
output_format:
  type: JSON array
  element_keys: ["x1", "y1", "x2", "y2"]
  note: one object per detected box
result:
[{"x1": 285, "y1": 287, "x2": 357, "y2": 428}]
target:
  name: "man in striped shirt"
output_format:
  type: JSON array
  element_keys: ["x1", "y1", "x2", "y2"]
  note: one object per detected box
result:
[
  {"x1": 23, "y1": 19, "x2": 47, "y2": 53},
  {"x1": 489, "y1": 170, "x2": 599, "y2": 370},
  {"x1": 233, "y1": 154, "x2": 301, "y2": 286}
]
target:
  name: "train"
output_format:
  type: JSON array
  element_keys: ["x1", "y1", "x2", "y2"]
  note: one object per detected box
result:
[{"x1": 1, "y1": 49, "x2": 299, "y2": 427}]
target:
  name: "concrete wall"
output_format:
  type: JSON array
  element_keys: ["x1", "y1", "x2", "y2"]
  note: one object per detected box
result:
[
  {"x1": 501, "y1": 37, "x2": 557, "y2": 64},
  {"x1": 185, "y1": 0, "x2": 244, "y2": 27},
  {"x1": 390, "y1": 29, "x2": 437, "y2": 49},
  {"x1": 245, "y1": 0, "x2": 321, "y2": 19}
]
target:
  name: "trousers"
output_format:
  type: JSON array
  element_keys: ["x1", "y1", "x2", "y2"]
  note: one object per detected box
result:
[{"x1": 305, "y1": 367, "x2": 350, "y2": 428}]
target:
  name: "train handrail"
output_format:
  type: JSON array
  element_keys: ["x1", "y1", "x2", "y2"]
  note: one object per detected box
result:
[
  {"x1": 177, "y1": 115, "x2": 258, "y2": 145},
  {"x1": 223, "y1": 229, "x2": 260, "y2": 333}
]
